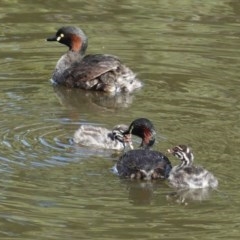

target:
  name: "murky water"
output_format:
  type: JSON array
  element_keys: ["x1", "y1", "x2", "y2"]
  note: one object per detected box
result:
[{"x1": 0, "y1": 0, "x2": 240, "y2": 239}]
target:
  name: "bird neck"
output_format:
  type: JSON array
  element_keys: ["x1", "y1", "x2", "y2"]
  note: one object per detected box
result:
[{"x1": 177, "y1": 152, "x2": 194, "y2": 169}]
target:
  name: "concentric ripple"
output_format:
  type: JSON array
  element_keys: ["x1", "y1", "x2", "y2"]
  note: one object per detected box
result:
[
  {"x1": 0, "y1": 119, "x2": 124, "y2": 171},
  {"x1": 0, "y1": 121, "x2": 81, "y2": 169}
]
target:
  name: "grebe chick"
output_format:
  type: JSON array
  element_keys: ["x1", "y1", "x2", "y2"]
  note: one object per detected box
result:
[
  {"x1": 47, "y1": 26, "x2": 142, "y2": 93},
  {"x1": 73, "y1": 124, "x2": 133, "y2": 150},
  {"x1": 168, "y1": 145, "x2": 218, "y2": 189},
  {"x1": 115, "y1": 118, "x2": 172, "y2": 180}
]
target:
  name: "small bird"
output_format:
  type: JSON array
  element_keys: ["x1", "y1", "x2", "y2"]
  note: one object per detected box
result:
[
  {"x1": 114, "y1": 118, "x2": 172, "y2": 180},
  {"x1": 122, "y1": 118, "x2": 156, "y2": 148},
  {"x1": 46, "y1": 26, "x2": 142, "y2": 93},
  {"x1": 72, "y1": 124, "x2": 133, "y2": 150},
  {"x1": 167, "y1": 145, "x2": 218, "y2": 189}
]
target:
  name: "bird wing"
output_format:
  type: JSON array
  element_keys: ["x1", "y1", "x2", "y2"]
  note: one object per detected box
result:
[
  {"x1": 62, "y1": 54, "x2": 122, "y2": 88},
  {"x1": 117, "y1": 149, "x2": 172, "y2": 177}
]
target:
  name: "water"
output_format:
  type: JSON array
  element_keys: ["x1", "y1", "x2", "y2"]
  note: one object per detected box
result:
[{"x1": 0, "y1": 0, "x2": 240, "y2": 239}]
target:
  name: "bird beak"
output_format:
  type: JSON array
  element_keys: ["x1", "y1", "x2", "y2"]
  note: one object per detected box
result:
[
  {"x1": 128, "y1": 142, "x2": 134, "y2": 150},
  {"x1": 167, "y1": 148, "x2": 173, "y2": 154},
  {"x1": 123, "y1": 133, "x2": 131, "y2": 142},
  {"x1": 46, "y1": 36, "x2": 57, "y2": 41},
  {"x1": 123, "y1": 141, "x2": 134, "y2": 151}
]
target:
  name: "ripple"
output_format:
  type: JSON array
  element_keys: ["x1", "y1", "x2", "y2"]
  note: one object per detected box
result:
[
  {"x1": 0, "y1": 119, "x2": 126, "y2": 170},
  {"x1": 0, "y1": 121, "x2": 75, "y2": 169}
]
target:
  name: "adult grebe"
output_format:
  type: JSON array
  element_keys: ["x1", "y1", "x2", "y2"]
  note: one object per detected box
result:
[
  {"x1": 114, "y1": 118, "x2": 172, "y2": 180},
  {"x1": 46, "y1": 26, "x2": 142, "y2": 93}
]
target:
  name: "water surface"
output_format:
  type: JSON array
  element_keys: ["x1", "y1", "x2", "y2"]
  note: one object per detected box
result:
[{"x1": 0, "y1": 0, "x2": 240, "y2": 239}]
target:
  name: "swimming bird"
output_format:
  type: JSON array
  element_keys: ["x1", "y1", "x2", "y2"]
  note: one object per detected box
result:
[
  {"x1": 122, "y1": 118, "x2": 156, "y2": 148},
  {"x1": 114, "y1": 118, "x2": 172, "y2": 180},
  {"x1": 72, "y1": 124, "x2": 133, "y2": 150},
  {"x1": 168, "y1": 145, "x2": 218, "y2": 189},
  {"x1": 46, "y1": 26, "x2": 142, "y2": 93}
]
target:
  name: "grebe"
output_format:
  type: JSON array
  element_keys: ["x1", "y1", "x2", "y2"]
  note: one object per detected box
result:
[
  {"x1": 168, "y1": 145, "x2": 218, "y2": 189},
  {"x1": 122, "y1": 118, "x2": 156, "y2": 148},
  {"x1": 72, "y1": 124, "x2": 133, "y2": 150},
  {"x1": 114, "y1": 118, "x2": 172, "y2": 180},
  {"x1": 46, "y1": 26, "x2": 142, "y2": 93}
]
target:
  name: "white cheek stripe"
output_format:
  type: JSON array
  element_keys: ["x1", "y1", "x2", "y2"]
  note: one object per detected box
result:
[
  {"x1": 56, "y1": 36, "x2": 61, "y2": 41},
  {"x1": 181, "y1": 151, "x2": 190, "y2": 165}
]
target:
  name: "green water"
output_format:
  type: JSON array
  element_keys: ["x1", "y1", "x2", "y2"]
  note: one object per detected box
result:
[{"x1": 0, "y1": 0, "x2": 240, "y2": 239}]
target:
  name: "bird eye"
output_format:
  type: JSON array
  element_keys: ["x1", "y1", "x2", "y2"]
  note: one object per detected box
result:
[{"x1": 56, "y1": 33, "x2": 65, "y2": 42}]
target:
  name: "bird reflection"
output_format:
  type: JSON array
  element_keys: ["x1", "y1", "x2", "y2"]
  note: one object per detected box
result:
[
  {"x1": 166, "y1": 187, "x2": 214, "y2": 205},
  {"x1": 120, "y1": 180, "x2": 216, "y2": 205},
  {"x1": 52, "y1": 85, "x2": 135, "y2": 111},
  {"x1": 127, "y1": 181, "x2": 155, "y2": 205},
  {"x1": 118, "y1": 179, "x2": 167, "y2": 205}
]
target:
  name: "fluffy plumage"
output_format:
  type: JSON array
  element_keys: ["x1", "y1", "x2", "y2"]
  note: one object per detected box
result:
[
  {"x1": 73, "y1": 124, "x2": 133, "y2": 150},
  {"x1": 47, "y1": 26, "x2": 142, "y2": 93},
  {"x1": 168, "y1": 145, "x2": 218, "y2": 189}
]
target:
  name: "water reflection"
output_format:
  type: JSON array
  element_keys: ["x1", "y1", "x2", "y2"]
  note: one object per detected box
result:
[
  {"x1": 119, "y1": 179, "x2": 158, "y2": 205},
  {"x1": 120, "y1": 178, "x2": 217, "y2": 206},
  {"x1": 128, "y1": 181, "x2": 155, "y2": 205},
  {"x1": 53, "y1": 85, "x2": 135, "y2": 110},
  {"x1": 1, "y1": 0, "x2": 240, "y2": 239},
  {"x1": 166, "y1": 187, "x2": 215, "y2": 205}
]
